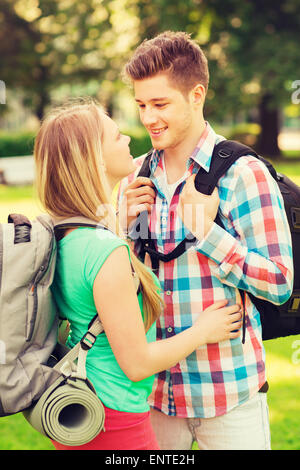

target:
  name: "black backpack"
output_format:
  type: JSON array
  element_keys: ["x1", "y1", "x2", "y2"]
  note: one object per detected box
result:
[{"x1": 136, "y1": 140, "x2": 300, "y2": 343}]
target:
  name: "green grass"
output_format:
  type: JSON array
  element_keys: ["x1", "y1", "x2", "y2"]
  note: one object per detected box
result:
[
  {"x1": 0, "y1": 414, "x2": 54, "y2": 450},
  {"x1": 264, "y1": 336, "x2": 300, "y2": 450},
  {"x1": 0, "y1": 163, "x2": 300, "y2": 450},
  {"x1": 0, "y1": 185, "x2": 37, "y2": 201},
  {"x1": 282, "y1": 150, "x2": 300, "y2": 160},
  {"x1": 0, "y1": 185, "x2": 42, "y2": 223}
]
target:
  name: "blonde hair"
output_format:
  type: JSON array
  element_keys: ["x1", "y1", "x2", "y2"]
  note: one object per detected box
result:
[{"x1": 34, "y1": 98, "x2": 163, "y2": 330}]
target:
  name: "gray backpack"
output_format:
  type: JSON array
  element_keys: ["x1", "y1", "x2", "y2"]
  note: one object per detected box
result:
[{"x1": 0, "y1": 213, "x2": 103, "y2": 417}]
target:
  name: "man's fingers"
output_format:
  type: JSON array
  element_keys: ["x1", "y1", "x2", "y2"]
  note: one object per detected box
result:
[
  {"x1": 126, "y1": 177, "x2": 154, "y2": 190},
  {"x1": 229, "y1": 329, "x2": 242, "y2": 339},
  {"x1": 128, "y1": 203, "x2": 152, "y2": 217},
  {"x1": 228, "y1": 311, "x2": 243, "y2": 323},
  {"x1": 126, "y1": 185, "x2": 156, "y2": 199},
  {"x1": 185, "y1": 173, "x2": 196, "y2": 184},
  {"x1": 204, "y1": 300, "x2": 228, "y2": 312},
  {"x1": 130, "y1": 195, "x2": 155, "y2": 209},
  {"x1": 182, "y1": 174, "x2": 196, "y2": 191}
]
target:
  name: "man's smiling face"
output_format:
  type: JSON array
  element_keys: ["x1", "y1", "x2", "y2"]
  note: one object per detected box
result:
[{"x1": 134, "y1": 73, "x2": 196, "y2": 153}]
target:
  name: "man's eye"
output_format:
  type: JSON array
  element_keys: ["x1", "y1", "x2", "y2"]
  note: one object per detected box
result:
[{"x1": 156, "y1": 103, "x2": 166, "y2": 108}]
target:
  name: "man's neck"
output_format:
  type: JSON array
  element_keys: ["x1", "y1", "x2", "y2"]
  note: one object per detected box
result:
[{"x1": 163, "y1": 119, "x2": 206, "y2": 184}]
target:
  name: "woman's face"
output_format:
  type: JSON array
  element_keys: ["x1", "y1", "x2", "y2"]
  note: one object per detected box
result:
[{"x1": 101, "y1": 113, "x2": 136, "y2": 187}]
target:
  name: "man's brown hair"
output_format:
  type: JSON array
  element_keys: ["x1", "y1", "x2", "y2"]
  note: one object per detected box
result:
[{"x1": 123, "y1": 31, "x2": 209, "y2": 94}]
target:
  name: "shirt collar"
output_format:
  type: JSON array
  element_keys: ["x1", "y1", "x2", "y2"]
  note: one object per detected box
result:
[
  {"x1": 188, "y1": 122, "x2": 220, "y2": 173},
  {"x1": 149, "y1": 122, "x2": 222, "y2": 176}
]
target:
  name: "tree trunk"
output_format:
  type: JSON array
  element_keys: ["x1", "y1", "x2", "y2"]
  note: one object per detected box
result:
[
  {"x1": 33, "y1": 64, "x2": 51, "y2": 120},
  {"x1": 256, "y1": 93, "x2": 281, "y2": 159},
  {"x1": 35, "y1": 88, "x2": 50, "y2": 121}
]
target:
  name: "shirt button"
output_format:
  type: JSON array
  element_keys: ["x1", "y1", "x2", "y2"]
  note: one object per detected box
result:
[
  {"x1": 166, "y1": 290, "x2": 172, "y2": 296},
  {"x1": 162, "y1": 217, "x2": 167, "y2": 223},
  {"x1": 167, "y1": 326, "x2": 173, "y2": 333}
]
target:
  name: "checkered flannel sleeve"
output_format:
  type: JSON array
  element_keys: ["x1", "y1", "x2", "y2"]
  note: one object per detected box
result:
[{"x1": 195, "y1": 156, "x2": 294, "y2": 305}]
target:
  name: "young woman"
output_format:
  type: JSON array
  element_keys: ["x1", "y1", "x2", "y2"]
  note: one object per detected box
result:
[{"x1": 34, "y1": 99, "x2": 242, "y2": 450}]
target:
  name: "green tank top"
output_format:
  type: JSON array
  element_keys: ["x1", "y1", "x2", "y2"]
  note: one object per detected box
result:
[{"x1": 52, "y1": 227, "x2": 158, "y2": 413}]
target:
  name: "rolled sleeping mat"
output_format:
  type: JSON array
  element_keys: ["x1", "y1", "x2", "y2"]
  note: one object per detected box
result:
[
  {"x1": 24, "y1": 316, "x2": 106, "y2": 446},
  {"x1": 23, "y1": 374, "x2": 105, "y2": 446}
]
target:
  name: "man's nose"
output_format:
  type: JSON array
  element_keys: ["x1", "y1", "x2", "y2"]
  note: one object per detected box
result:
[{"x1": 141, "y1": 107, "x2": 158, "y2": 127}]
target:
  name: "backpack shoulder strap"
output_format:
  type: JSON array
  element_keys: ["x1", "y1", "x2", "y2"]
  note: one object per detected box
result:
[
  {"x1": 194, "y1": 140, "x2": 259, "y2": 195},
  {"x1": 52, "y1": 216, "x2": 109, "y2": 240},
  {"x1": 53, "y1": 216, "x2": 107, "y2": 231},
  {"x1": 53, "y1": 315, "x2": 104, "y2": 380},
  {"x1": 137, "y1": 149, "x2": 154, "y2": 178}
]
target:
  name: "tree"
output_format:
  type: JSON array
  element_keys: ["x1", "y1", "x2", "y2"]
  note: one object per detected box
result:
[
  {"x1": 207, "y1": 0, "x2": 300, "y2": 158},
  {"x1": 0, "y1": 0, "x2": 47, "y2": 118},
  {"x1": 0, "y1": 0, "x2": 139, "y2": 119}
]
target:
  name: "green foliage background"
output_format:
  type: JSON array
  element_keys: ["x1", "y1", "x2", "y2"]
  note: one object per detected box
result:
[{"x1": 0, "y1": 128, "x2": 151, "y2": 158}]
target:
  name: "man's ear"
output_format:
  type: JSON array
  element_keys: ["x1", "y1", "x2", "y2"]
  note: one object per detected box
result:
[{"x1": 191, "y1": 83, "x2": 206, "y2": 106}]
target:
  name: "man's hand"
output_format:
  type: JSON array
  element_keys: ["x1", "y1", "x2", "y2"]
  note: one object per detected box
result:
[
  {"x1": 119, "y1": 177, "x2": 156, "y2": 232},
  {"x1": 177, "y1": 174, "x2": 220, "y2": 239}
]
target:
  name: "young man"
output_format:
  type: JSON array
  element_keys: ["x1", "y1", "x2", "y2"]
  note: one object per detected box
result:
[{"x1": 118, "y1": 31, "x2": 293, "y2": 450}]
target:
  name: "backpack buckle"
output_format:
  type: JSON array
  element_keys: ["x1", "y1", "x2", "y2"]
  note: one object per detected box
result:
[
  {"x1": 287, "y1": 291, "x2": 300, "y2": 315},
  {"x1": 80, "y1": 331, "x2": 97, "y2": 350},
  {"x1": 217, "y1": 149, "x2": 233, "y2": 158},
  {"x1": 291, "y1": 207, "x2": 300, "y2": 231}
]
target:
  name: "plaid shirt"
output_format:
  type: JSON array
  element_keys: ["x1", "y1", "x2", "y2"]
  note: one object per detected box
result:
[{"x1": 118, "y1": 122, "x2": 293, "y2": 418}]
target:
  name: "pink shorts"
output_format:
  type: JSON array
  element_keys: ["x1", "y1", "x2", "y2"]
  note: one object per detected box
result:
[{"x1": 51, "y1": 405, "x2": 160, "y2": 450}]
